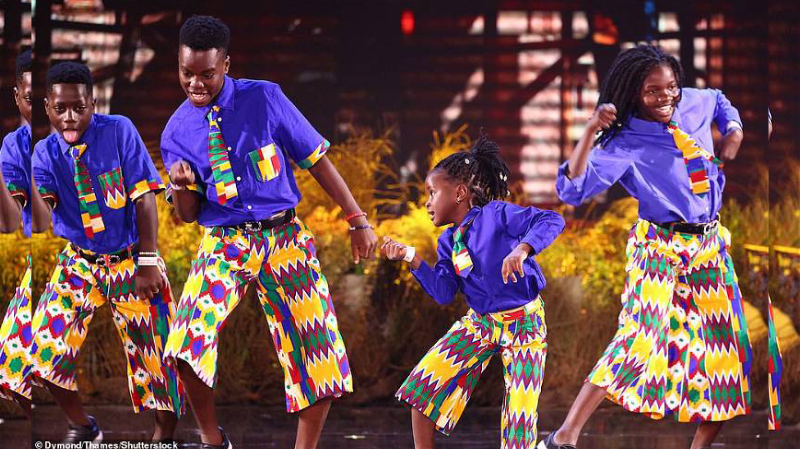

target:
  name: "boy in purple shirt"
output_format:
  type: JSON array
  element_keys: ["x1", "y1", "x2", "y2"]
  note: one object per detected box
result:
[
  {"x1": 0, "y1": 50, "x2": 33, "y2": 418},
  {"x1": 160, "y1": 16, "x2": 378, "y2": 449},
  {"x1": 31, "y1": 62, "x2": 183, "y2": 444},
  {"x1": 382, "y1": 135, "x2": 565, "y2": 449},
  {"x1": 541, "y1": 45, "x2": 751, "y2": 449}
]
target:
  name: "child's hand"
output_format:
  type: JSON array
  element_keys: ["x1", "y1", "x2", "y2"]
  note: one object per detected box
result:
[
  {"x1": 135, "y1": 265, "x2": 164, "y2": 301},
  {"x1": 588, "y1": 103, "x2": 617, "y2": 132},
  {"x1": 169, "y1": 160, "x2": 195, "y2": 187},
  {"x1": 501, "y1": 243, "x2": 532, "y2": 284},
  {"x1": 381, "y1": 236, "x2": 408, "y2": 261}
]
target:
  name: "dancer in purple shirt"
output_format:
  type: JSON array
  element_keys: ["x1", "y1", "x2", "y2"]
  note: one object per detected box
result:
[
  {"x1": 383, "y1": 135, "x2": 564, "y2": 449},
  {"x1": 540, "y1": 44, "x2": 751, "y2": 449}
]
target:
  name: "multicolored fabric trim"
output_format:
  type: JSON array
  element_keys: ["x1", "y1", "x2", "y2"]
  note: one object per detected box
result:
[{"x1": 296, "y1": 139, "x2": 330, "y2": 170}]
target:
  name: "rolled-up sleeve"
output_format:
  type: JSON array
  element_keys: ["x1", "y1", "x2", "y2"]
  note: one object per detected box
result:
[{"x1": 556, "y1": 145, "x2": 632, "y2": 206}]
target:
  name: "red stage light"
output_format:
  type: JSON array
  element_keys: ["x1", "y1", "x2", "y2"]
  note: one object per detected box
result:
[{"x1": 402, "y1": 10, "x2": 415, "y2": 35}]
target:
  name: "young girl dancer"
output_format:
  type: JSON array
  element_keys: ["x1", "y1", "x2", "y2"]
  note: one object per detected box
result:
[
  {"x1": 541, "y1": 44, "x2": 750, "y2": 449},
  {"x1": 383, "y1": 135, "x2": 565, "y2": 449}
]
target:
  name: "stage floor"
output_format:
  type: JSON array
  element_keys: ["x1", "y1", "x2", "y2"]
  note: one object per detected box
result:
[{"x1": 3, "y1": 404, "x2": 796, "y2": 448}]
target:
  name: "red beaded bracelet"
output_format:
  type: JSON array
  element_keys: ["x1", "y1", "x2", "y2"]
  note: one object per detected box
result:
[{"x1": 345, "y1": 211, "x2": 367, "y2": 221}]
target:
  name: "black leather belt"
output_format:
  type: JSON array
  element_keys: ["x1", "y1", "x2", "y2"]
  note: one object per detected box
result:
[
  {"x1": 229, "y1": 209, "x2": 295, "y2": 233},
  {"x1": 655, "y1": 218, "x2": 719, "y2": 235},
  {"x1": 72, "y1": 244, "x2": 137, "y2": 267}
]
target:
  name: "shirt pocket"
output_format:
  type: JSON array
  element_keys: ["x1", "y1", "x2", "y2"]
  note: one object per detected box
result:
[
  {"x1": 97, "y1": 166, "x2": 127, "y2": 209},
  {"x1": 248, "y1": 143, "x2": 282, "y2": 182}
]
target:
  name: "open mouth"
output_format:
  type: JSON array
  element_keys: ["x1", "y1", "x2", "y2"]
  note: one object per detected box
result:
[
  {"x1": 189, "y1": 92, "x2": 209, "y2": 103},
  {"x1": 62, "y1": 129, "x2": 81, "y2": 143},
  {"x1": 655, "y1": 104, "x2": 674, "y2": 116}
]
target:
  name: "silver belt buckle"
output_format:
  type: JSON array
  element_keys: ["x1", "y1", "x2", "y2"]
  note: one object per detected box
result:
[
  {"x1": 243, "y1": 221, "x2": 263, "y2": 233},
  {"x1": 702, "y1": 220, "x2": 718, "y2": 235}
]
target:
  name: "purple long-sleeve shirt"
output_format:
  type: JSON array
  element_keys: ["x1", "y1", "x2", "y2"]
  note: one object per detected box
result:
[
  {"x1": 556, "y1": 88, "x2": 742, "y2": 224},
  {"x1": 411, "y1": 201, "x2": 565, "y2": 314}
]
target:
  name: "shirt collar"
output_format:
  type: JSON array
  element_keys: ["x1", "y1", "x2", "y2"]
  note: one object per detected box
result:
[
  {"x1": 456, "y1": 205, "x2": 481, "y2": 227},
  {"x1": 57, "y1": 114, "x2": 97, "y2": 155}
]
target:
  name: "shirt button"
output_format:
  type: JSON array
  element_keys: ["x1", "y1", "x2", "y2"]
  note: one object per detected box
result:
[
  {"x1": 227, "y1": 146, "x2": 233, "y2": 151},
  {"x1": 236, "y1": 176, "x2": 241, "y2": 181},
  {"x1": 247, "y1": 205, "x2": 253, "y2": 210}
]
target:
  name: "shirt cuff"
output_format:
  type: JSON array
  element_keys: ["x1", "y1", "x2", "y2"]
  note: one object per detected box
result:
[
  {"x1": 38, "y1": 186, "x2": 58, "y2": 209},
  {"x1": 724, "y1": 120, "x2": 743, "y2": 136},
  {"x1": 165, "y1": 182, "x2": 204, "y2": 204},
  {"x1": 557, "y1": 161, "x2": 585, "y2": 193},
  {"x1": 6, "y1": 183, "x2": 29, "y2": 208},
  {"x1": 520, "y1": 235, "x2": 544, "y2": 256},
  {"x1": 129, "y1": 178, "x2": 167, "y2": 202},
  {"x1": 296, "y1": 139, "x2": 330, "y2": 170}
]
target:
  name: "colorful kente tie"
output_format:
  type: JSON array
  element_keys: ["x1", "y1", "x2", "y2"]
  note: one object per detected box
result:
[
  {"x1": 207, "y1": 105, "x2": 239, "y2": 205},
  {"x1": 72, "y1": 144, "x2": 105, "y2": 238},
  {"x1": 667, "y1": 121, "x2": 723, "y2": 197},
  {"x1": 452, "y1": 219, "x2": 474, "y2": 277}
]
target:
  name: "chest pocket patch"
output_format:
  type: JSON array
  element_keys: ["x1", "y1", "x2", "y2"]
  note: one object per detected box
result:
[
  {"x1": 248, "y1": 144, "x2": 282, "y2": 182},
  {"x1": 97, "y1": 167, "x2": 126, "y2": 209}
]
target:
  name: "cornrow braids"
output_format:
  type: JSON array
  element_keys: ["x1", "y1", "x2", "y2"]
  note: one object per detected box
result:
[
  {"x1": 432, "y1": 133, "x2": 511, "y2": 207},
  {"x1": 596, "y1": 44, "x2": 684, "y2": 147}
]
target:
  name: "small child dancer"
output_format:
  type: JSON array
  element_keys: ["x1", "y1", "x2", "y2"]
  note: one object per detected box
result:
[{"x1": 383, "y1": 135, "x2": 565, "y2": 449}]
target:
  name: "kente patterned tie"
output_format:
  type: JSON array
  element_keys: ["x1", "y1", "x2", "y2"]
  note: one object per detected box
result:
[
  {"x1": 452, "y1": 219, "x2": 474, "y2": 277},
  {"x1": 72, "y1": 144, "x2": 105, "y2": 238},
  {"x1": 207, "y1": 105, "x2": 239, "y2": 205},
  {"x1": 667, "y1": 120, "x2": 723, "y2": 197}
]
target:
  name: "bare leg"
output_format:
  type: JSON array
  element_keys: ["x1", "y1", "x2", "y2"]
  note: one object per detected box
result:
[
  {"x1": 690, "y1": 421, "x2": 724, "y2": 449},
  {"x1": 44, "y1": 381, "x2": 90, "y2": 427},
  {"x1": 152, "y1": 410, "x2": 178, "y2": 441},
  {"x1": 552, "y1": 382, "x2": 607, "y2": 445},
  {"x1": 177, "y1": 359, "x2": 221, "y2": 445},
  {"x1": 294, "y1": 397, "x2": 333, "y2": 449},
  {"x1": 411, "y1": 408, "x2": 436, "y2": 449}
]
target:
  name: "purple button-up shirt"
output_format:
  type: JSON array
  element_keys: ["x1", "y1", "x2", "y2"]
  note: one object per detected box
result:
[
  {"x1": 160, "y1": 75, "x2": 329, "y2": 227},
  {"x1": 33, "y1": 114, "x2": 165, "y2": 254},
  {"x1": 1, "y1": 125, "x2": 31, "y2": 236},
  {"x1": 411, "y1": 201, "x2": 565, "y2": 314},
  {"x1": 556, "y1": 88, "x2": 742, "y2": 223}
]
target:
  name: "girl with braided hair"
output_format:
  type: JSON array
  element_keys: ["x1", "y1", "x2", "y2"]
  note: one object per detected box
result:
[
  {"x1": 540, "y1": 44, "x2": 750, "y2": 449},
  {"x1": 382, "y1": 134, "x2": 566, "y2": 449}
]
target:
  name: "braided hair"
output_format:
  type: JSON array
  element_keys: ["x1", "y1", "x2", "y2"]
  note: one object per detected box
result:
[
  {"x1": 432, "y1": 133, "x2": 511, "y2": 207},
  {"x1": 596, "y1": 44, "x2": 684, "y2": 147}
]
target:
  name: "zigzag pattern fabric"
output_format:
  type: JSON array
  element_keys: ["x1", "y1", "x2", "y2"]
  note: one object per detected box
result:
[
  {"x1": 767, "y1": 295, "x2": 783, "y2": 430},
  {"x1": 588, "y1": 220, "x2": 752, "y2": 422},
  {"x1": 29, "y1": 245, "x2": 184, "y2": 414},
  {"x1": 97, "y1": 167, "x2": 127, "y2": 209},
  {"x1": 0, "y1": 255, "x2": 33, "y2": 400},
  {"x1": 667, "y1": 121, "x2": 723, "y2": 197},
  {"x1": 72, "y1": 144, "x2": 105, "y2": 237},
  {"x1": 207, "y1": 105, "x2": 239, "y2": 205},
  {"x1": 396, "y1": 297, "x2": 546, "y2": 449},
  {"x1": 163, "y1": 217, "x2": 352, "y2": 412}
]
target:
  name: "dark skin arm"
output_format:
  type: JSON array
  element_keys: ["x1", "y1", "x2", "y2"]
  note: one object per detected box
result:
[
  {"x1": 0, "y1": 170, "x2": 22, "y2": 233},
  {"x1": 308, "y1": 155, "x2": 378, "y2": 263},
  {"x1": 134, "y1": 192, "x2": 164, "y2": 300},
  {"x1": 30, "y1": 177, "x2": 52, "y2": 233},
  {"x1": 719, "y1": 129, "x2": 743, "y2": 161},
  {"x1": 168, "y1": 160, "x2": 201, "y2": 223}
]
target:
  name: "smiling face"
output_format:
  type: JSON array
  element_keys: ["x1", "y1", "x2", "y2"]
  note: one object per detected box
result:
[
  {"x1": 45, "y1": 83, "x2": 95, "y2": 144},
  {"x1": 425, "y1": 170, "x2": 468, "y2": 227},
  {"x1": 178, "y1": 45, "x2": 230, "y2": 107},
  {"x1": 13, "y1": 72, "x2": 32, "y2": 125},
  {"x1": 637, "y1": 63, "x2": 680, "y2": 123}
]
